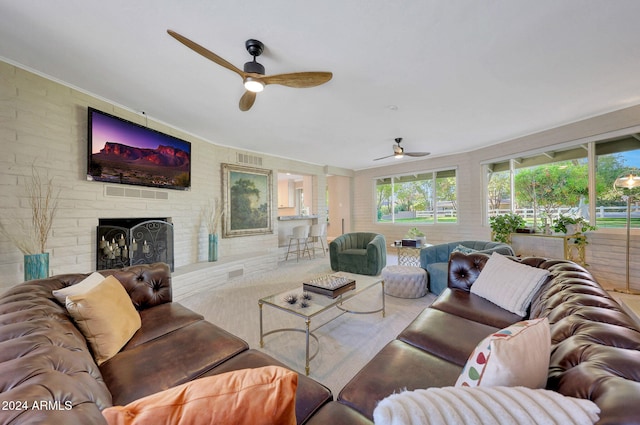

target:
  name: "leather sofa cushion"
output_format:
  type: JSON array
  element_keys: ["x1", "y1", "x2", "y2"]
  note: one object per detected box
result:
[
  {"x1": 398, "y1": 308, "x2": 499, "y2": 366},
  {"x1": 305, "y1": 401, "x2": 373, "y2": 425},
  {"x1": 338, "y1": 340, "x2": 461, "y2": 420},
  {"x1": 100, "y1": 320, "x2": 249, "y2": 406},
  {"x1": 431, "y1": 288, "x2": 522, "y2": 329},
  {"x1": 201, "y1": 349, "x2": 333, "y2": 425},
  {"x1": 123, "y1": 303, "x2": 203, "y2": 349}
]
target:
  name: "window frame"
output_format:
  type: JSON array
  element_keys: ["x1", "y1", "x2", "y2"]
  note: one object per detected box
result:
[
  {"x1": 482, "y1": 126, "x2": 640, "y2": 230},
  {"x1": 374, "y1": 167, "x2": 458, "y2": 226}
]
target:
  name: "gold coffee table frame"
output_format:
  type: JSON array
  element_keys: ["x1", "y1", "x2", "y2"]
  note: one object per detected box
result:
[{"x1": 258, "y1": 272, "x2": 385, "y2": 375}]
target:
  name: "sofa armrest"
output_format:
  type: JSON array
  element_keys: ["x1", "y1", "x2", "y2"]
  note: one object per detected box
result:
[
  {"x1": 420, "y1": 244, "x2": 451, "y2": 269},
  {"x1": 101, "y1": 262, "x2": 172, "y2": 310},
  {"x1": 367, "y1": 234, "x2": 387, "y2": 271},
  {"x1": 447, "y1": 252, "x2": 491, "y2": 291}
]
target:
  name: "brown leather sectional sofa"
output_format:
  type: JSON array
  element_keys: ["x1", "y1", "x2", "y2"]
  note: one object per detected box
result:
[
  {"x1": 306, "y1": 252, "x2": 640, "y2": 425},
  {"x1": 3, "y1": 254, "x2": 640, "y2": 424},
  {"x1": 0, "y1": 263, "x2": 331, "y2": 425}
]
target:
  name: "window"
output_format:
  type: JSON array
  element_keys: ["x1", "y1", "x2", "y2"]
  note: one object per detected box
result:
[
  {"x1": 595, "y1": 136, "x2": 640, "y2": 228},
  {"x1": 376, "y1": 169, "x2": 457, "y2": 224},
  {"x1": 486, "y1": 133, "x2": 640, "y2": 230}
]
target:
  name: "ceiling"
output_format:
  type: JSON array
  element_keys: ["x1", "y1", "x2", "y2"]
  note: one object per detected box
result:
[{"x1": 2, "y1": 1, "x2": 640, "y2": 171}]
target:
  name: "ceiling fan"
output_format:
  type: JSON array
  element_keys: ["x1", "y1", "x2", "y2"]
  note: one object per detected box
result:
[
  {"x1": 374, "y1": 138, "x2": 431, "y2": 161},
  {"x1": 167, "y1": 30, "x2": 333, "y2": 111}
]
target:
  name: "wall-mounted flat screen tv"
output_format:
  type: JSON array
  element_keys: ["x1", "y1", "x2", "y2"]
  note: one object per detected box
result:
[{"x1": 87, "y1": 107, "x2": 191, "y2": 190}]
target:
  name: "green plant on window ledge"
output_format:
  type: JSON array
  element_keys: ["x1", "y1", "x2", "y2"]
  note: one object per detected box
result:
[
  {"x1": 489, "y1": 213, "x2": 526, "y2": 244},
  {"x1": 552, "y1": 214, "x2": 597, "y2": 235}
]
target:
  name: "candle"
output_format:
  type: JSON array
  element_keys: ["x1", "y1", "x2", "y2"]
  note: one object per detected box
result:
[
  {"x1": 142, "y1": 240, "x2": 150, "y2": 254},
  {"x1": 131, "y1": 240, "x2": 138, "y2": 251},
  {"x1": 99, "y1": 236, "x2": 106, "y2": 249}
]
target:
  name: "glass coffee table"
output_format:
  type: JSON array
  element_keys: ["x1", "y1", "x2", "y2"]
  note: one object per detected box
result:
[{"x1": 258, "y1": 272, "x2": 385, "y2": 375}]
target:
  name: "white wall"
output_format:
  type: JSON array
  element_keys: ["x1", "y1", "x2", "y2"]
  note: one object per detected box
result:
[
  {"x1": 3, "y1": 58, "x2": 638, "y2": 292},
  {"x1": 352, "y1": 105, "x2": 640, "y2": 292},
  {"x1": 0, "y1": 61, "x2": 326, "y2": 289}
]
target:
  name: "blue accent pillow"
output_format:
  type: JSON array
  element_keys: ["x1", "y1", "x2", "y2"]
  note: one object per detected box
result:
[{"x1": 452, "y1": 244, "x2": 477, "y2": 254}]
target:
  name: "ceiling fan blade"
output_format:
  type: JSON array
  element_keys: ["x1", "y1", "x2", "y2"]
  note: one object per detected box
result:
[
  {"x1": 405, "y1": 152, "x2": 431, "y2": 157},
  {"x1": 262, "y1": 72, "x2": 332, "y2": 88},
  {"x1": 167, "y1": 30, "x2": 245, "y2": 78},
  {"x1": 374, "y1": 154, "x2": 395, "y2": 161},
  {"x1": 239, "y1": 91, "x2": 257, "y2": 111}
]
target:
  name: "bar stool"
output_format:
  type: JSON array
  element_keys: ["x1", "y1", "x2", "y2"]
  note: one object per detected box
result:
[
  {"x1": 308, "y1": 223, "x2": 327, "y2": 257},
  {"x1": 285, "y1": 225, "x2": 311, "y2": 262}
]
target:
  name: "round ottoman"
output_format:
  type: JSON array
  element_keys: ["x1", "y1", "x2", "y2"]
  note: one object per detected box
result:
[{"x1": 382, "y1": 265, "x2": 428, "y2": 298}]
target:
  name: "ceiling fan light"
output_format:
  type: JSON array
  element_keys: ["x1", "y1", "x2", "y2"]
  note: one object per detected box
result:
[
  {"x1": 394, "y1": 152, "x2": 404, "y2": 159},
  {"x1": 244, "y1": 77, "x2": 264, "y2": 93}
]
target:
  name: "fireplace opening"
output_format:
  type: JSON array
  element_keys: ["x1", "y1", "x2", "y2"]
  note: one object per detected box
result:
[{"x1": 97, "y1": 218, "x2": 174, "y2": 271}]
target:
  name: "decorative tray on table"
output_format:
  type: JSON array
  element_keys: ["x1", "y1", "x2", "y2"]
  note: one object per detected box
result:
[{"x1": 303, "y1": 274, "x2": 356, "y2": 298}]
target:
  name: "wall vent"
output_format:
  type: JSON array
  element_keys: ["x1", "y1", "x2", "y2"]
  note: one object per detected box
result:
[
  {"x1": 105, "y1": 186, "x2": 168, "y2": 200},
  {"x1": 236, "y1": 153, "x2": 263, "y2": 167},
  {"x1": 228, "y1": 268, "x2": 244, "y2": 279}
]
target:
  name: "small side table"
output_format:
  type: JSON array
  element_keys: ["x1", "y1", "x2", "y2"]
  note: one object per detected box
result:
[{"x1": 390, "y1": 243, "x2": 431, "y2": 267}]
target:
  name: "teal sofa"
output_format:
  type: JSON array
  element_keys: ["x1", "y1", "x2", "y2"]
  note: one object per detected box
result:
[
  {"x1": 330, "y1": 232, "x2": 387, "y2": 276},
  {"x1": 420, "y1": 240, "x2": 514, "y2": 295}
]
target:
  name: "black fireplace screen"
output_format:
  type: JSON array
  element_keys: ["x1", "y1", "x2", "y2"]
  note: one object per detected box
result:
[{"x1": 97, "y1": 219, "x2": 174, "y2": 271}]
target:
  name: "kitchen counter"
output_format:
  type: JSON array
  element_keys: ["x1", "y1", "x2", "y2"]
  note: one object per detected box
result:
[
  {"x1": 277, "y1": 215, "x2": 319, "y2": 248},
  {"x1": 277, "y1": 215, "x2": 319, "y2": 221}
]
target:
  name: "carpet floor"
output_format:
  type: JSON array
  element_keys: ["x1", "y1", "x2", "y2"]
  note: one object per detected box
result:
[{"x1": 179, "y1": 255, "x2": 435, "y2": 395}]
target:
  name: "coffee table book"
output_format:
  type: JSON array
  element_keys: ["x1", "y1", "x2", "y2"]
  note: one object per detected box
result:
[{"x1": 303, "y1": 275, "x2": 356, "y2": 298}]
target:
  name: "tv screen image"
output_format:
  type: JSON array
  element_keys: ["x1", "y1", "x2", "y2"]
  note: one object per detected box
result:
[{"x1": 87, "y1": 108, "x2": 191, "y2": 190}]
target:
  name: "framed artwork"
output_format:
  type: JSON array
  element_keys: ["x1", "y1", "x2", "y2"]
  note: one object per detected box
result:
[{"x1": 222, "y1": 163, "x2": 273, "y2": 238}]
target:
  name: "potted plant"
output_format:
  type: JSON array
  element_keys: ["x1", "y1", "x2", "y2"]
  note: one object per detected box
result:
[
  {"x1": 489, "y1": 213, "x2": 526, "y2": 244},
  {"x1": 552, "y1": 214, "x2": 597, "y2": 235},
  {"x1": 552, "y1": 214, "x2": 596, "y2": 266},
  {"x1": 405, "y1": 227, "x2": 426, "y2": 246},
  {"x1": 0, "y1": 166, "x2": 59, "y2": 280}
]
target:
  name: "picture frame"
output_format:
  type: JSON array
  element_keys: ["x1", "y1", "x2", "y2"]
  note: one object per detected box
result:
[{"x1": 222, "y1": 163, "x2": 273, "y2": 238}]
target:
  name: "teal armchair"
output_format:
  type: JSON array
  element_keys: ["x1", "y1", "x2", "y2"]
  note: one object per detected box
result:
[
  {"x1": 420, "y1": 240, "x2": 514, "y2": 295},
  {"x1": 330, "y1": 232, "x2": 387, "y2": 276}
]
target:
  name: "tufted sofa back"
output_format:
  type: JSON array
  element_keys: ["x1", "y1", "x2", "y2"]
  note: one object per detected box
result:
[
  {"x1": 448, "y1": 252, "x2": 640, "y2": 424},
  {"x1": 0, "y1": 262, "x2": 171, "y2": 424}
]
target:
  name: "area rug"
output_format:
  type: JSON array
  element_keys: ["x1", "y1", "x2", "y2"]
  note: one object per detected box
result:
[{"x1": 179, "y1": 256, "x2": 435, "y2": 395}]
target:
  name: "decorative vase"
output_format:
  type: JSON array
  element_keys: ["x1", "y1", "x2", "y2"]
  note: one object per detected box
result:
[
  {"x1": 24, "y1": 253, "x2": 49, "y2": 281},
  {"x1": 208, "y1": 234, "x2": 218, "y2": 262},
  {"x1": 565, "y1": 224, "x2": 581, "y2": 235}
]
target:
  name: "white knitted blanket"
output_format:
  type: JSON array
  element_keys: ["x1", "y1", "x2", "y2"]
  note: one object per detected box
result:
[{"x1": 373, "y1": 386, "x2": 600, "y2": 425}]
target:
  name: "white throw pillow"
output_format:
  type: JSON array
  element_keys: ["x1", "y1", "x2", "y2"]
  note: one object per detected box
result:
[
  {"x1": 373, "y1": 386, "x2": 600, "y2": 425},
  {"x1": 455, "y1": 318, "x2": 550, "y2": 388},
  {"x1": 52, "y1": 271, "x2": 105, "y2": 304},
  {"x1": 470, "y1": 252, "x2": 549, "y2": 316}
]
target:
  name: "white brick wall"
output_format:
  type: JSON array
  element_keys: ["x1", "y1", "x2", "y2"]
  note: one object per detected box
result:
[{"x1": 0, "y1": 62, "x2": 327, "y2": 289}]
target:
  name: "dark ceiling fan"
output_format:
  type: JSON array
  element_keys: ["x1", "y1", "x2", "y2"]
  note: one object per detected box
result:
[
  {"x1": 374, "y1": 138, "x2": 430, "y2": 161},
  {"x1": 167, "y1": 30, "x2": 333, "y2": 111}
]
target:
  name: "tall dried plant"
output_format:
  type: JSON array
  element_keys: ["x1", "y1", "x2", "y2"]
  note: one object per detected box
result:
[
  {"x1": 0, "y1": 166, "x2": 60, "y2": 254},
  {"x1": 202, "y1": 197, "x2": 224, "y2": 235}
]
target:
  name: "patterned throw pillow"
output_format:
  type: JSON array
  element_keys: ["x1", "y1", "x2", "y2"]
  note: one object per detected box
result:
[
  {"x1": 455, "y1": 317, "x2": 550, "y2": 388},
  {"x1": 451, "y1": 244, "x2": 477, "y2": 254}
]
